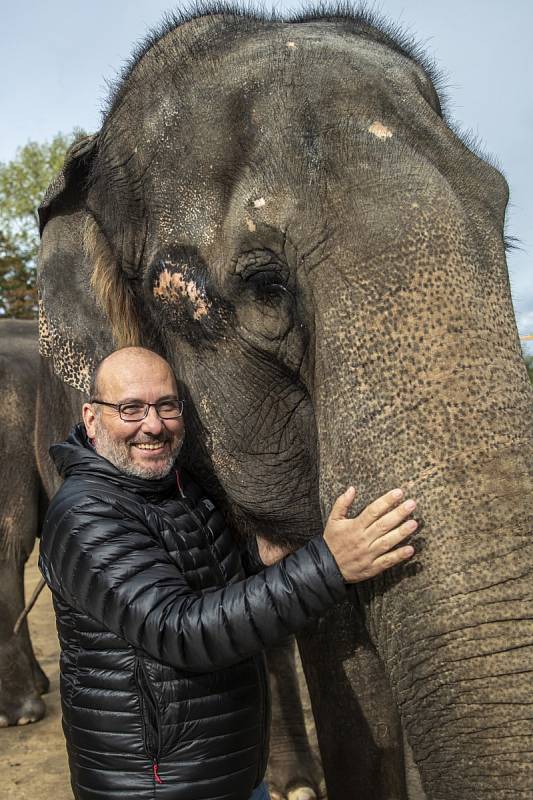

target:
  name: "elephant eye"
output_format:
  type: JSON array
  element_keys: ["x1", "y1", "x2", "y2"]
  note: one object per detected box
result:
[
  {"x1": 245, "y1": 267, "x2": 286, "y2": 289},
  {"x1": 235, "y1": 249, "x2": 289, "y2": 289}
]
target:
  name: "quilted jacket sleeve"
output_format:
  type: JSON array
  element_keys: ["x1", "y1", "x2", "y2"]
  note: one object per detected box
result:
[
  {"x1": 239, "y1": 533, "x2": 265, "y2": 576},
  {"x1": 39, "y1": 492, "x2": 346, "y2": 673}
]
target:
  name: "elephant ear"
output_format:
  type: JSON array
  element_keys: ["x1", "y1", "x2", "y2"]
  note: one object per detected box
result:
[
  {"x1": 38, "y1": 134, "x2": 142, "y2": 395},
  {"x1": 38, "y1": 134, "x2": 98, "y2": 236}
]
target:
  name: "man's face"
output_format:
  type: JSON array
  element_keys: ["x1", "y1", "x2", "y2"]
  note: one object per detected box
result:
[{"x1": 83, "y1": 354, "x2": 185, "y2": 479}]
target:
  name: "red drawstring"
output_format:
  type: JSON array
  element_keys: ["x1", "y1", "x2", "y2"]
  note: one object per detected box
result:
[{"x1": 153, "y1": 762, "x2": 163, "y2": 784}]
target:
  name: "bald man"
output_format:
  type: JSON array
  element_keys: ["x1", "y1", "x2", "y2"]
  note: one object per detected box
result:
[{"x1": 39, "y1": 347, "x2": 416, "y2": 800}]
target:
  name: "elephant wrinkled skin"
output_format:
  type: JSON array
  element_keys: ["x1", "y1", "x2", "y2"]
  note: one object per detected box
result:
[{"x1": 37, "y1": 7, "x2": 532, "y2": 799}]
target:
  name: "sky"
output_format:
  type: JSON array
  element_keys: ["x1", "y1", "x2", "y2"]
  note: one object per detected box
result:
[{"x1": 1, "y1": 0, "x2": 531, "y2": 353}]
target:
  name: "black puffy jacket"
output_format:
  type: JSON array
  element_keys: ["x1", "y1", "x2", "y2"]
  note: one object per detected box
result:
[{"x1": 39, "y1": 425, "x2": 346, "y2": 800}]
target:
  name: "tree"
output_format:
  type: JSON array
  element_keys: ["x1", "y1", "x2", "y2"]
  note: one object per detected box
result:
[
  {"x1": 0, "y1": 231, "x2": 36, "y2": 317},
  {"x1": 0, "y1": 130, "x2": 86, "y2": 318}
]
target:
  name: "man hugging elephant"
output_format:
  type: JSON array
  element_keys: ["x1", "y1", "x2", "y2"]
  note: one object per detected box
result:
[{"x1": 39, "y1": 346, "x2": 416, "y2": 800}]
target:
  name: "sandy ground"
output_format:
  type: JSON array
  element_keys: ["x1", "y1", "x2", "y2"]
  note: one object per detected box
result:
[
  {"x1": 0, "y1": 543, "x2": 73, "y2": 800},
  {"x1": 0, "y1": 545, "x2": 321, "y2": 800}
]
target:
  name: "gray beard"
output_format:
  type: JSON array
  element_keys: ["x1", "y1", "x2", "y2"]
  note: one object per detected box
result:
[{"x1": 93, "y1": 421, "x2": 184, "y2": 480}]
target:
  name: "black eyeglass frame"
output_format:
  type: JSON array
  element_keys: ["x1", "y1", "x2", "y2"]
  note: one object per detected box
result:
[{"x1": 90, "y1": 399, "x2": 185, "y2": 422}]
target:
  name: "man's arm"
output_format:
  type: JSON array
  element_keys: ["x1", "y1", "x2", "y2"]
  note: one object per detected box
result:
[
  {"x1": 40, "y1": 498, "x2": 345, "y2": 673},
  {"x1": 40, "y1": 488, "x2": 415, "y2": 674}
]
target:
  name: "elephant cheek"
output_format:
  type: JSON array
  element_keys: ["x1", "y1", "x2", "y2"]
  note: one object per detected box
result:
[
  {"x1": 234, "y1": 296, "x2": 308, "y2": 376},
  {"x1": 236, "y1": 301, "x2": 291, "y2": 342}
]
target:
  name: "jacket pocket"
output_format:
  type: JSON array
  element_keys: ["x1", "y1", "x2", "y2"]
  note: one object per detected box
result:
[{"x1": 134, "y1": 655, "x2": 162, "y2": 762}]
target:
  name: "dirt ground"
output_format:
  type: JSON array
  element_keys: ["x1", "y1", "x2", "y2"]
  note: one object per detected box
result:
[
  {"x1": 0, "y1": 543, "x2": 73, "y2": 799},
  {"x1": 0, "y1": 544, "x2": 321, "y2": 800}
]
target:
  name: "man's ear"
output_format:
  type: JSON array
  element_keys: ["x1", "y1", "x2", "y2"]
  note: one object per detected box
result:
[
  {"x1": 38, "y1": 134, "x2": 142, "y2": 395},
  {"x1": 82, "y1": 402, "x2": 97, "y2": 438}
]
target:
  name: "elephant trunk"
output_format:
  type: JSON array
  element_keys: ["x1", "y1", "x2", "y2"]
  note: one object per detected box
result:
[{"x1": 308, "y1": 196, "x2": 533, "y2": 797}]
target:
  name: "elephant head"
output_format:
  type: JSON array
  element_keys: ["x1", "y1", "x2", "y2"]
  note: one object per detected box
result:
[{"x1": 38, "y1": 9, "x2": 533, "y2": 799}]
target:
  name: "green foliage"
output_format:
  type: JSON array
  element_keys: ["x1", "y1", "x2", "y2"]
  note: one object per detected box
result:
[
  {"x1": 0, "y1": 231, "x2": 37, "y2": 318},
  {"x1": 0, "y1": 130, "x2": 86, "y2": 318}
]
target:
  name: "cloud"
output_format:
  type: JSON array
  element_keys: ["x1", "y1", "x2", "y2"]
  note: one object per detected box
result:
[
  {"x1": 517, "y1": 306, "x2": 533, "y2": 356},
  {"x1": 516, "y1": 305, "x2": 533, "y2": 335}
]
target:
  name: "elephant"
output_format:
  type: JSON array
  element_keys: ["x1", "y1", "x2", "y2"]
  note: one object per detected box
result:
[
  {"x1": 36, "y1": 6, "x2": 533, "y2": 800},
  {"x1": 0, "y1": 319, "x2": 49, "y2": 726}
]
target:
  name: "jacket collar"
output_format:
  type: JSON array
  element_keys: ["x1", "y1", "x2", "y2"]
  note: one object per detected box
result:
[{"x1": 49, "y1": 423, "x2": 178, "y2": 500}]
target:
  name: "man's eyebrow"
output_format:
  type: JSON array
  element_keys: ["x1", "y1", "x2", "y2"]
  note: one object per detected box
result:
[{"x1": 117, "y1": 394, "x2": 179, "y2": 403}]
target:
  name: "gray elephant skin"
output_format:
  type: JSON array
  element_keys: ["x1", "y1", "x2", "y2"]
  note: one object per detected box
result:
[
  {"x1": 36, "y1": 7, "x2": 533, "y2": 800},
  {"x1": 0, "y1": 319, "x2": 49, "y2": 726}
]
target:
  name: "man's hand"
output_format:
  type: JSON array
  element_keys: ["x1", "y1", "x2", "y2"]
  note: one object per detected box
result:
[{"x1": 324, "y1": 487, "x2": 416, "y2": 583}]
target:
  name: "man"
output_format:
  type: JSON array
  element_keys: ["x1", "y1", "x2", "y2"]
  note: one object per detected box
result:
[{"x1": 39, "y1": 347, "x2": 416, "y2": 800}]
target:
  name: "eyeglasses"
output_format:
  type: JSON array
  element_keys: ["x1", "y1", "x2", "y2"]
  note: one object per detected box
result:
[{"x1": 90, "y1": 399, "x2": 185, "y2": 422}]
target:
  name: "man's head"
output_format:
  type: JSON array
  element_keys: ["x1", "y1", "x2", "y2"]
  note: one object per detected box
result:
[{"x1": 82, "y1": 347, "x2": 185, "y2": 480}]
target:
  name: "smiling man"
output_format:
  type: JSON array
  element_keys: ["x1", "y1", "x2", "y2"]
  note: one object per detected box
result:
[
  {"x1": 84, "y1": 348, "x2": 185, "y2": 478},
  {"x1": 39, "y1": 346, "x2": 416, "y2": 800}
]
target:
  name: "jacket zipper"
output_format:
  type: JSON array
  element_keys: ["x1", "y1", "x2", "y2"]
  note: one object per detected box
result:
[{"x1": 134, "y1": 656, "x2": 163, "y2": 783}]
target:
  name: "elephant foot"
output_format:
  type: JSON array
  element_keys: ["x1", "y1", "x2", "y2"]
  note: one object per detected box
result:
[
  {"x1": 270, "y1": 781, "x2": 321, "y2": 800},
  {"x1": 0, "y1": 693, "x2": 45, "y2": 727},
  {"x1": 0, "y1": 637, "x2": 47, "y2": 725},
  {"x1": 287, "y1": 786, "x2": 317, "y2": 800},
  {"x1": 267, "y1": 747, "x2": 325, "y2": 799},
  {"x1": 286, "y1": 783, "x2": 318, "y2": 800},
  {"x1": 267, "y1": 751, "x2": 325, "y2": 800}
]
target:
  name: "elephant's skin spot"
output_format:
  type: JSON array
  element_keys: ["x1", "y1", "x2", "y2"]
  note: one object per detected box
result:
[
  {"x1": 38, "y1": 299, "x2": 53, "y2": 358},
  {"x1": 368, "y1": 121, "x2": 393, "y2": 139},
  {"x1": 245, "y1": 216, "x2": 257, "y2": 232},
  {"x1": 38, "y1": 303, "x2": 93, "y2": 393},
  {"x1": 153, "y1": 268, "x2": 210, "y2": 320},
  {"x1": 253, "y1": 197, "x2": 266, "y2": 208}
]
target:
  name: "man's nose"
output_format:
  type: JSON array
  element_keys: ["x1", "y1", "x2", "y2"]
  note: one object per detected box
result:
[{"x1": 140, "y1": 406, "x2": 165, "y2": 435}]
